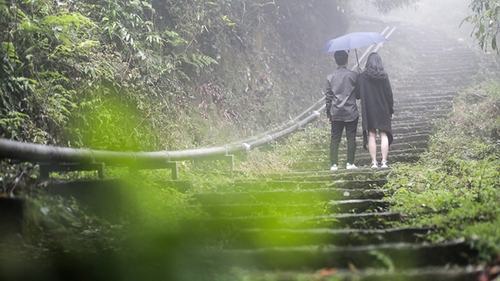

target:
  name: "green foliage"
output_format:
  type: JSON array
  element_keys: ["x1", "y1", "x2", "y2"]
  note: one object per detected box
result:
[
  {"x1": 68, "y1": 89, "x2": 148, "y2": 150},
  {"x1": 233, "y1": 125, "x2": 325, "y2": 177},
  {"x1": 0, "y1": 0, "x2": 95, "y2": 142},
  {"x1": 22, "y1": 194, "x2": 127, "y2": 257},
  {"x1": 0, "y1": 0, "x2": 425, "y2": 150},
  {"x1": 463, "y1": 0, "x2": 500, "y2": 52},
  {"x1": 0, "y1": 0, "x2": 454, "y2": 151},
  {"x1": 371, "y1": 0, "x2": 420, "y2": 14},
  {"x1": 370, "y1": 250, "x2": 395, "y2": 271},
  {"x1": 129, "y1": 171, "x2": 205, "y2": 229},
  {"x1": 385, "y1": 78, "x2": 500, "y2": 263},
  {"x1": 0, "y1": 42, "x2": 36, "y2": 139},
  {"x1": 181, "y1": 53, "x2": 219, "y2": 73},
  {"x1": 0, "y1": 167, "x2": 209, "y2": 279}
]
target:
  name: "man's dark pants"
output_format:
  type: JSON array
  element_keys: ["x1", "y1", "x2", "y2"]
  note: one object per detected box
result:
[{"x1": 330, "y1": 118, "x2": 358, "y2": 166}]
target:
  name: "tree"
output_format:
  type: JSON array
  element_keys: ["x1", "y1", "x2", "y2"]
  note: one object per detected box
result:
[
  {"x1": 369, "y1": 0, "x2": 420, "y2": 14},
  {"x1": 463, "y1": 0, "x2": 500, "y2": 52}
]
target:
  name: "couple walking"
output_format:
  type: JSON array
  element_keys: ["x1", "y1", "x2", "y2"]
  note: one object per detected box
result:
[{"x1": 325, "y1": 50, "x2": 394, "y2": 171}]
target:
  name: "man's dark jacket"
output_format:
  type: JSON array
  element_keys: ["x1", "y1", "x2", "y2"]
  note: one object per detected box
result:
[{"x1": 325, "y1": 66, "x2": 359, "y2": 122}]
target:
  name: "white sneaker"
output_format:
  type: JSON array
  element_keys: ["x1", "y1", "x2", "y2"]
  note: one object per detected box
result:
[
  {"x1": 381, "y1": 162, "x2": 389, "y2": 168},
  {"x1": 346, "y1": 163, "x2": 358, "y2": 170},
  {"x1": 330, "y1": 164, "x2": 338, "y2": 171},
  {"x1": 371, "y1": 162, "x2": 378, "y2": 169}
]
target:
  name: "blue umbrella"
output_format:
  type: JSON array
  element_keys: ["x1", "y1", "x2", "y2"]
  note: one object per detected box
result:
[{"x1": 322, "y1": 32, "x2": 388, "y2": 65}]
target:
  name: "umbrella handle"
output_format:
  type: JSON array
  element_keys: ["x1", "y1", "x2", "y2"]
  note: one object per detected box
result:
[{"x1": 355, "y1": 49, "x2": 359, "y2": 68}]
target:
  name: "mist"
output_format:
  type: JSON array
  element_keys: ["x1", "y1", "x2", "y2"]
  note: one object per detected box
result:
[{"x1": 351, "y1": 0, "x2": 477, "y2": 45}]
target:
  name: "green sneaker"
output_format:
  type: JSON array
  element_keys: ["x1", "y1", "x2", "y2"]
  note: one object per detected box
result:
[{"x1": 330, "y1": 164, "x2": 338, "y2": 171}]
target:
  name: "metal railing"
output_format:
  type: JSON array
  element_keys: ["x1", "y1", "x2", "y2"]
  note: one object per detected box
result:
[{"x1": 0, "y1": 24, "x2": 397, "y2": 180}]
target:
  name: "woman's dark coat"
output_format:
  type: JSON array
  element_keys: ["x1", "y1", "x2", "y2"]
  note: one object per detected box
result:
[{"x1": 355, "y1": 72, "x2": 394, "y2": 149}]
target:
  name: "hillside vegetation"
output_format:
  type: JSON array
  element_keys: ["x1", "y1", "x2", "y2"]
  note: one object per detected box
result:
[
  {"x1": 1, "y1": 0, "x2": 351, "y2": 152},
  {"x1": 3, "y1": 0, "x2": 500, "y2": 279},
  {"x1": 386, "y1": 79, "x2": 500, "y2": 263},
  {"x1": 1, "y1": 0, "x2": 430, "y2": 152}
]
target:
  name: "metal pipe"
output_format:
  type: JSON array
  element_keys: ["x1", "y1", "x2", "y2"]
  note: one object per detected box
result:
[{"x1": 0, "y1": 25, "x2": 395, "y2": 169}]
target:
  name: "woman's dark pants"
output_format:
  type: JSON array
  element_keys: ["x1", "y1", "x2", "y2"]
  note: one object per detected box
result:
[{"x1": 330, "y1": 118, "x2": 358, "y2": 166}]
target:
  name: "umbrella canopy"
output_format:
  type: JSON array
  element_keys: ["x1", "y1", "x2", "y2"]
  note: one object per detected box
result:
[{"x1": 322, "y1": 32, "x2": 388, "y2": 53}]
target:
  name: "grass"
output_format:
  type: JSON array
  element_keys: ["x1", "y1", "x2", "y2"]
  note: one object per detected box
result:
[{"x1": 384, "y1": 78, "x2": 500, "y2": 263}]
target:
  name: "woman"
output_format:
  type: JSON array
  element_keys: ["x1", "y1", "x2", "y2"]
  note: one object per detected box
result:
[{"x1": 356, "y1": 52, "x2": 394, "y2": 168}]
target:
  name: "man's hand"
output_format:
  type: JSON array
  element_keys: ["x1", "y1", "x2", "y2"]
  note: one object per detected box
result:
[{"x1": 328, "y1": 117, "x2": 332, "y2": 124}]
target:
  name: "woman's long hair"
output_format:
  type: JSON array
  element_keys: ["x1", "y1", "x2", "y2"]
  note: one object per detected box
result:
[{"x1": 364, "y1": 52, "x2": 387, "y2": 80}]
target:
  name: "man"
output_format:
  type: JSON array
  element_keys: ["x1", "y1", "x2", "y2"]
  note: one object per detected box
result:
[{"x1": 325, "y1": 50, "x2": 359, "y2": 171}]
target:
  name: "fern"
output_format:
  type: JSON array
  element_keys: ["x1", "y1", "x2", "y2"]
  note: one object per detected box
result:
[
  {"x1": 0, "y1": 111, "x2": 30, "y2": 140},
  {"x1": 164, "y1": 30, "x2": 187, "y2": 47},
  {"x1": 181, "y1": 53, "x2": 218, "y2": 68},
  {"x1": 1, "y1": 42, "x2": 19, "y2": 63}
]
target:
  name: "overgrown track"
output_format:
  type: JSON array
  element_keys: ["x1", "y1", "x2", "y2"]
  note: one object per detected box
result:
[{"x1": 185, "y1": 23, "x2": 490, "y2": 280}]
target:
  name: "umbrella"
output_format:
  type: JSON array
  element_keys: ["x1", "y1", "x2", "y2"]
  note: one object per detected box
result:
[{"x1": 322, "y1": 32, "x2": 388, "y2": 65}]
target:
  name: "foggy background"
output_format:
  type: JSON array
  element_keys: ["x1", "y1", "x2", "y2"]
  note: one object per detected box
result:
[{"x1": 351, "y1": 0, "x2": 478, "y2": 47}]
